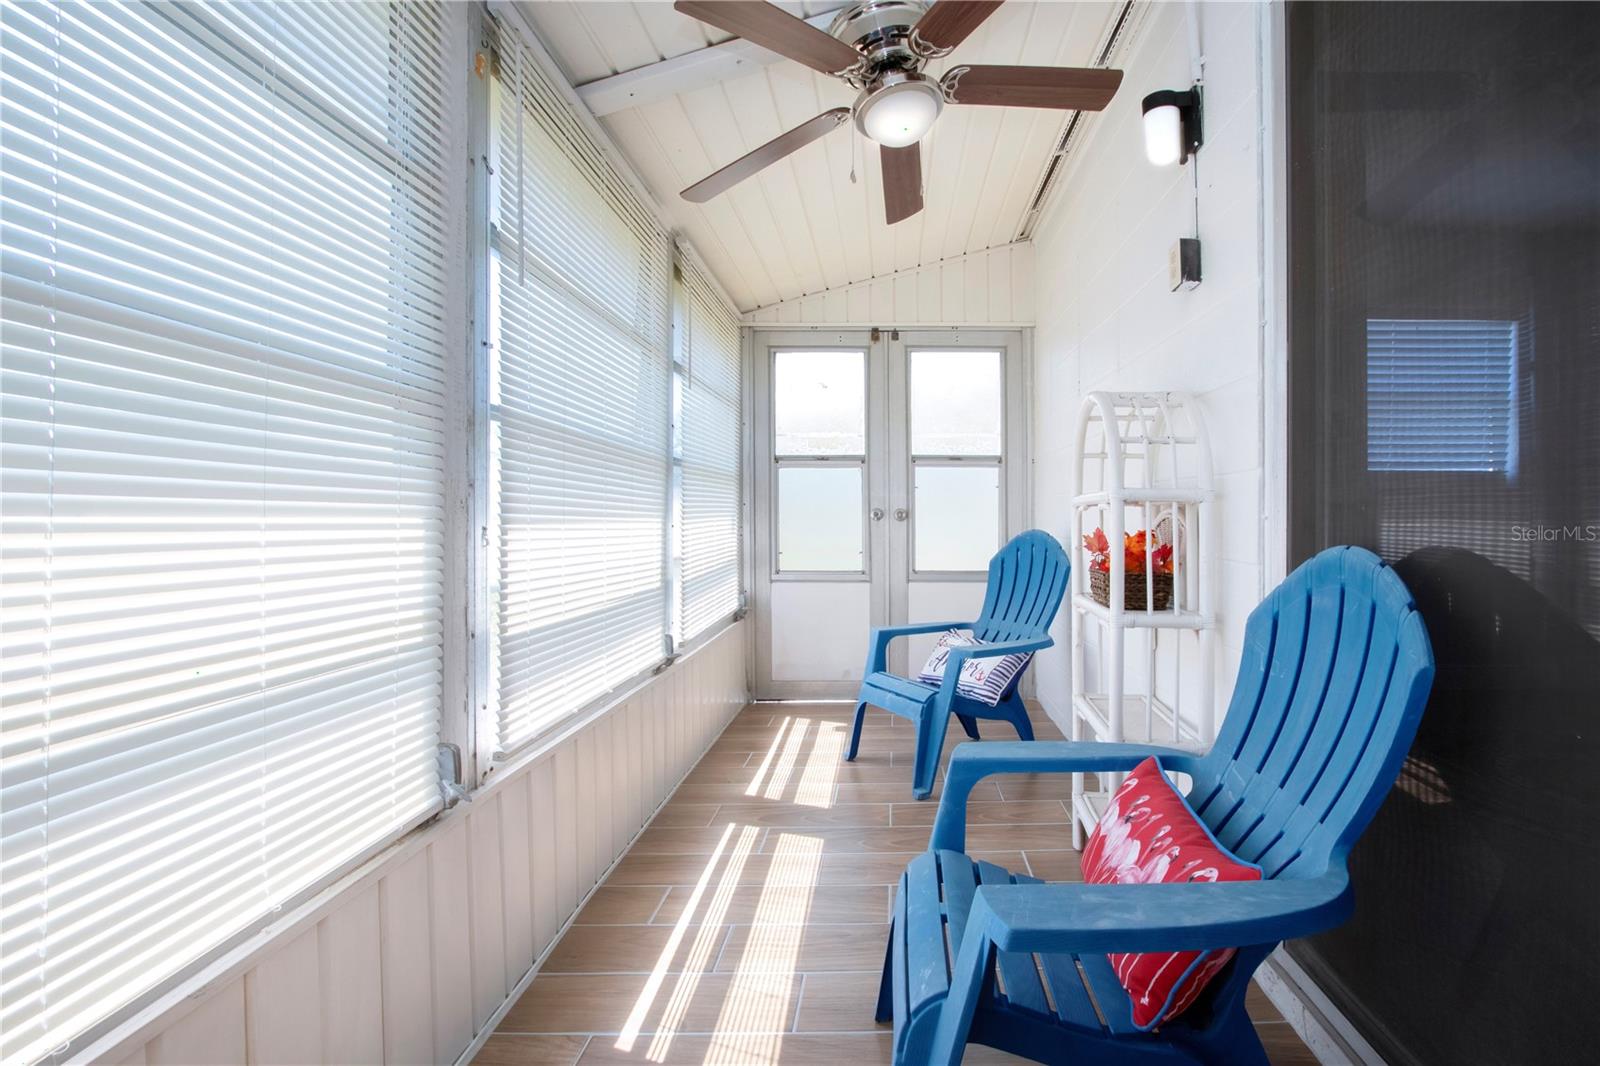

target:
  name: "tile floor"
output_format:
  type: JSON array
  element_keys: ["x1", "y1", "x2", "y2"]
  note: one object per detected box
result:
[{"x1": 477, "y1": 703, "x2": 1318, "y2": 1065}]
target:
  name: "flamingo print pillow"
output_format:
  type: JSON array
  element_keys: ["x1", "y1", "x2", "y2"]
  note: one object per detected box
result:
[{"x1": 1081, "y1": 757, "x2": 1262, "y2": 1030}]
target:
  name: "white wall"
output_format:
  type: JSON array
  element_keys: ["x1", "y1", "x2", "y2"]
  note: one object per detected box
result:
[
  {"x1": 740, "y1": 243, "x2": 1034, "y2": 327},
  {"x1": 81, "y1": 623, "x2": 749, "y2": 1066},
  {"x1": 1030, "y1": 1, "x2": 1276, "y2": 725}
]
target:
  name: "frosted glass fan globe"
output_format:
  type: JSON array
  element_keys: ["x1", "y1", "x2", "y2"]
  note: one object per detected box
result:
[{"x1": 857, "y1": 79, "x2": 943, "y2": 148}]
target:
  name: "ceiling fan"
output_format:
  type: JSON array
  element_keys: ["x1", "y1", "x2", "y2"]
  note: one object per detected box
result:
[{"x1": 674, "y1": 0, "x2": 1123, "y2": 224}]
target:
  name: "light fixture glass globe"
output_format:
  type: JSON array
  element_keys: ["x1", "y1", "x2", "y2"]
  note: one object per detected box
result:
[
  {"x1": 858, "y1": 80, "x2": 942, "y2": 148},
  {"x1": 1143, "y1": 104, "x2": 1183, "y2": 166}
]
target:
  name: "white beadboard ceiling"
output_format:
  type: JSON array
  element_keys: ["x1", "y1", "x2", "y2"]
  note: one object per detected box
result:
[{"x1": 517, "y1": 1, "x2": 1124, "y2": 313}]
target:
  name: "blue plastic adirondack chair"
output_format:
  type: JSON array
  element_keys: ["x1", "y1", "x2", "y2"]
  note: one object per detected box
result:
[
  {"x1": 849, "y1": 530, "x2": 1070, "y2": 800},
  {"x1": 878, "y1": 545, "x2": 1435, "y2": 1065}
]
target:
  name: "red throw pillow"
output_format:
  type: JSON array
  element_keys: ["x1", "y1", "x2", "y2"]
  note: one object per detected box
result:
[{"x1": 1080, "y1": 757, "x2": 1262, "y2": 1029}]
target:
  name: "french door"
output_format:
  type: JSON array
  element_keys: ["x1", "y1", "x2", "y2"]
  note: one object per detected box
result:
[{"x1": 750, "y1": 329, "x2": 1028, "y2": 698}]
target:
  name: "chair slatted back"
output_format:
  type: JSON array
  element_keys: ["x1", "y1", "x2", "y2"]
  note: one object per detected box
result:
[
  {"x1": 972, "y1": 531, "x2": 1071, "y2": 644},
  {"x1": 1188, "y1": 546, "x2": 1434, "y2": 879}
]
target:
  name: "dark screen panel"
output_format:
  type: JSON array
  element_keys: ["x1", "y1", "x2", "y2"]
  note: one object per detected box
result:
[{"x1": 1285, "y1": 3, "x2": 1600, "y2": 1063}]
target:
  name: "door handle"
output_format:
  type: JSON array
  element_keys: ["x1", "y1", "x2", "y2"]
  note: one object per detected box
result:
[
  {"x1": 870, "y1": 507, "x2": 885, "y2": 521},
  {"x1": 893, "y1": 508, "x2": 908, "y2": 521}
]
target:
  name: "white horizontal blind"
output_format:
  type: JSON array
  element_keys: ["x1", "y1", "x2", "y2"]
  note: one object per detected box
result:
[
  {"x1": 679, "y1": 260, "x2": 743, "y2": 641},
  {"x1": 490, "y1": 22, "x2": 672, "y2": 752},
  {"x1": 1366, "y1": 318, "x2": 1518, "y2": 473},
  {"x1": 0, "y1": 3, "x2": 451, "y2": 1061}
]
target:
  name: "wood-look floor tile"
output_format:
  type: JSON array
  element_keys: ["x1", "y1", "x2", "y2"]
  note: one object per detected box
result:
[
  {"x1": 715, "y1": 923, "x2": 888, "y2": 973},
  {"x1": 606, "y1": 851, "x2": 937, "y2": 888},
  {"x1": 543, "y1": 924, "x2": 727, "y2": 974},
  {"x1": 708, "y1": 803, "x2": 891, "y2": 828},
  {"x1": 749, "y1": 823, "x2": 1070, "y2": 854},
  {"x1": 652, "y1": 804, "x2": 721, "y2": 827},
  {"x1": 654, "y1": 884, "x2": 891, "y2": 926},
  {"x1": 503, "y1": 972, "x2": 801, "y2": 1035},
  {"x1": 890, "y1": 800, "x2": 1069, "y2": 827},
  {"x1": 473, "y1": 1034, "x2": 590, "y2": 1065},
  {"x1": 1257, "y1": 1021, "x2": 1319, "y2": 1064},
  {"x1": 680, "y1": 757, "x2": 898, "y2": 788},
  {"x1": 833, "y1": 780, "x2": 1001, "y2": 804},
  {"x1": 576, "y1": 887, "x2": 669, "y2": 925},
  {"x1": 631, "y1": 825, "x2": 764, "y2": 855},
  {"x1": 1021, "y1": 850, "x2": 1084, "y2": 882},
  {"x1": 995, "y1": 772, "x2": 1095, "y2": 801},
  {"x1": 575, "y1": 1032, "x2": 894, "y2": 1064},
  {"x1": 791, "y1": 972, "x2": 881, "y2": 1033}
]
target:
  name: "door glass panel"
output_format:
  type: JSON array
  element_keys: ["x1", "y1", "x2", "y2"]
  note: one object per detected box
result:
[
  {"x1": 777, "y1": 465, "x2": 863, "y2": 572},
  {"x1": 774, "y1": 350, "x2": 865, "y2": 455},
  {"x1": 910, "y1": 349, "x2": 1002, "y2": 455},
  {"x1": 913, "y1": 465, "x2": 1000, "y2": 571}
]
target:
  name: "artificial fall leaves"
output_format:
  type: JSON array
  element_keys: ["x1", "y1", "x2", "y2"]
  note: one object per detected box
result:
[{"x1": 1082, "y1": 527, "x2": 1174, "y2": 575}]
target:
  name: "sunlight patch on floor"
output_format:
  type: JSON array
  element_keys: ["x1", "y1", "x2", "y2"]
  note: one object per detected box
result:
[
  {"x1": 743, "y1": 716, "x2": 793, "y2": 799},
  {"x1": 751, "y1": 716, "x2": 810, "y2": 800},
  {"x1": 702, "y1": 832, "x2": 823, "y2": 1063},
  {"x1": 612, "y1": 823, "x2": 758, "y2": 1057},
  {"x1": 792, "y1": 720, "x2": 845, "y2": 809}
]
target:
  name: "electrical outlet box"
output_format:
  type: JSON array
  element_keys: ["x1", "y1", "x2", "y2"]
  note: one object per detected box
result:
[{"x1": 1169, "y1": 237, "x2": 1202, "y2": 291}]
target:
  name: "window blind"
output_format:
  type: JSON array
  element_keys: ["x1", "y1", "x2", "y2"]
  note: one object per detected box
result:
[
  {"x1": 1366, "y1": 318, "x2": 1519, "y2": 473},
  {"x1": 678, "y1": 259, "x2": 743, "y2": 641},
  {"x1": 489, "y1": 22, "x2": 673, "y2": 752},
  {"x1": 0, "y1": 3, "x2": 451, "y2": 1061}
]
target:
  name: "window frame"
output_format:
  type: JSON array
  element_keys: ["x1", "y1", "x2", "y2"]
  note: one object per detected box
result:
[
  {"x1": 768, "y1": 345, "x2": 873, "y2": 580},
  {"x1": 904, "y1": 346, "x2": 1008, "y2": 578}
]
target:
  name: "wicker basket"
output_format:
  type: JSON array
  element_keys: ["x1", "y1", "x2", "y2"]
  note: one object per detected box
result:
[{"x1": 1090, "y1": 568, "x2": 1174, "y2": 611}]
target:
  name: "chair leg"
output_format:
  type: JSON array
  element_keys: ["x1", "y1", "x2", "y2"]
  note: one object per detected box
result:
[
  {"x1": 926, "y1": 917, "x2": 994, "y2": 1066},
  {"x1": 911, "y1": 703, "x2": 951, "y2": 800},
  {"x1": 875, "y1": 916, "x2": 895, "y2": 1024},
  {"x1": 1003, "y1": 695, "x2": 1034, "y2": 741},
  {"x1": 955, "y1": 713, "x2": 981, "y2": 740},
  {"x1": 845, "y1": 700, "x2": 869, "y2": 762}
]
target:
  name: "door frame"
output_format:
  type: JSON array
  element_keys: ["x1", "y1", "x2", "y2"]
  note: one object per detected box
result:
[
  {"x1": 885, "y1": 330, "x2": 1031, "y2": 676},
  {"x1": 748, "y1": 327, "x2": 1030, "y2": 698}
]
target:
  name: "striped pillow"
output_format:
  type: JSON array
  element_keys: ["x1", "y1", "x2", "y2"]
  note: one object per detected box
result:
[
  {"x1": 1082, "y1": 757, "x2": 1263, "y2": 1029},
  {"x1": 914, "y1": 629, "x2": 1032, "y2": 706}
]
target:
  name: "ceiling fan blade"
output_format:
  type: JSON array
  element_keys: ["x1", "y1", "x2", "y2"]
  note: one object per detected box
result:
[
  {"x1": 674, "y1": 1, "x2": 861, "y2": 76},
  {"x1": 912, "y1": 1, "x2": 1005, "y2": 53},
  {"x1": 681, "y1": 108, "x2": 851, "y2": 203},
  {"x1": 881, "y1": 142, "x2": 923, "y2": 225},
  {"x1": 945, "y1": 65, "x2": 1124, "y2": 110}
]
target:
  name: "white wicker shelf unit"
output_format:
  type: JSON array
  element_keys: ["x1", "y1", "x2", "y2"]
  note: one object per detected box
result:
[{"x1": 1069, "y1": 392, "x2": 1216, "y2": 846}]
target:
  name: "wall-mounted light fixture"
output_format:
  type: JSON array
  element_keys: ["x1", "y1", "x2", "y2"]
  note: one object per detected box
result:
[{"x1": 1141, "y1": 87, "x2": 1203, "y2": 166}]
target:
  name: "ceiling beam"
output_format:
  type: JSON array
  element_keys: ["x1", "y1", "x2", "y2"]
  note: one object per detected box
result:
[{"x1": 574, "y1": 8, "x2": 847, "y2": 117}]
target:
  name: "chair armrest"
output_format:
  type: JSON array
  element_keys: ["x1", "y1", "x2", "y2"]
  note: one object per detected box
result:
[
  {"x1": 966, "y1": 868, "x2": 1354, "y2": 954},
  {"x1": 931, "y1": 741, "x2": 1201, "y2": 851},
  {"x1": 864, "y1": 620, "x2": 972, "y2": 674}
]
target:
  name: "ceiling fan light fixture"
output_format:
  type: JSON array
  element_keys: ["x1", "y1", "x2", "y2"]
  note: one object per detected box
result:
[{"x1": 855, "y1": 74, "x2": 944, "y2": 148}]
